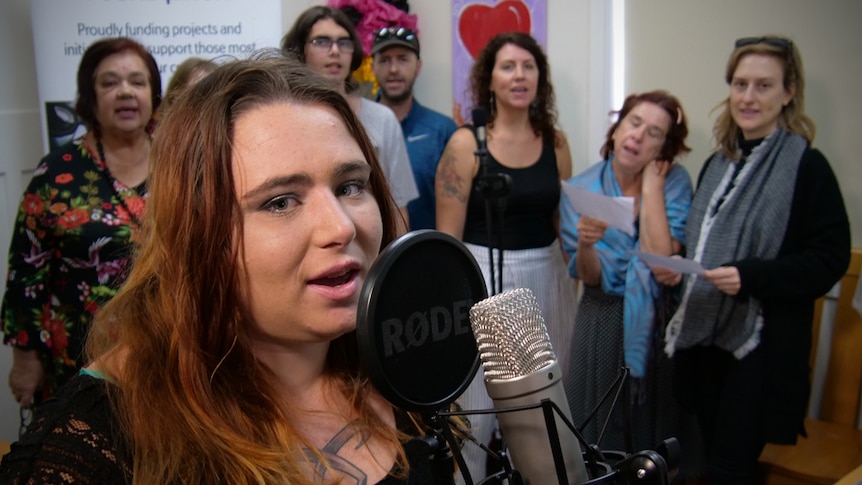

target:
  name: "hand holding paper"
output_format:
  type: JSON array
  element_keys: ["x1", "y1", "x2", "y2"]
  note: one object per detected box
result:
[
  {"x1": 630, "y1": 251, "x2": 705, "y2": 275},
  {"x1": 577, "y1": 216, "x2": 609, "y2": 246},
  {"x1": 561, "y1": 183, "x2": 635, "y2": 236}
]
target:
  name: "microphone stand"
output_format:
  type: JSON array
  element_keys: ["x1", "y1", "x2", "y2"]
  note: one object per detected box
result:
[
  {"x1": 438, "y1": 407, "x2": 519, "y2": 485},
  {"x1": 407, "y1": 412, "x2": 464, "y2": 485},
  {"x1": 440, "y1": 397, "x2": 680, "y2": 485},
  {"x1": 419, "y1": 410, "x2": 510, "y2": 485},
  {"x1": 473, "y1": 140, "x2": 511, "y2": 296},
  {"x1": 415, "y1": 414, "x2": 458, "y2": 485}
]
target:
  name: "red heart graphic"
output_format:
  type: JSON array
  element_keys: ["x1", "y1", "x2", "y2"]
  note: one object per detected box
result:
[{"x1": 458, "y1": 1, "x2": 532, "y2": 60}]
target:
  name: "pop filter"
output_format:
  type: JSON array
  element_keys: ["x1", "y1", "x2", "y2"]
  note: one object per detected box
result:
[{"x1": 357, "y1": 230, "x2": 487, "y2": 413}]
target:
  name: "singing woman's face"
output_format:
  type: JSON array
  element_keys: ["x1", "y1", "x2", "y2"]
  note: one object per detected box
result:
[
  {"x1": 611, "y1": 101, "x2": 671, "y2": 175},
  {"x1": 489, "y1": 43, "x2": 539, "y2": 111},
  {"x1": 231, "y1": 101, "x2": 382, "y2": 350},
  {"x1": 93, "y1": 50, "x2": 153, "y2": 137}
]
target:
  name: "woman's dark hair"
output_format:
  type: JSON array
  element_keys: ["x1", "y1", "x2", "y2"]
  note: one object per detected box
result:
[
  {"x1": 469, "y1": 32, "x2": 559, "y2": 146},
  {"x1": 281, "y1": 6, "x2": 365, "y2": 92},
  {"x1": 75, "y1": 37, "x2": 162, "y2": 136},
  {"x1": 160, "y1": 57, "x2": 219, "y2": 114},
  {"x1": 600, "y1": 90, "x2": 691, "y2": 161}
]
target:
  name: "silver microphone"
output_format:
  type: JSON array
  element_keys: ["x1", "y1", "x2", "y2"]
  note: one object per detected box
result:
[{"x1": 470, "y1": 288, "x2": 588, "y2": 485}]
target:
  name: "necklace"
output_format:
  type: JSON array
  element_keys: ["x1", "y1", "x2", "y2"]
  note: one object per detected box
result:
[{"x1": 96, "y1": 139, "x2": 147, "y2": 228}]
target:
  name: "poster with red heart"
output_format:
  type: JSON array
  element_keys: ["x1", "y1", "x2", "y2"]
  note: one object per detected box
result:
[{"x1": 452, "y1": 0, "x2": 547, "y2": 124}]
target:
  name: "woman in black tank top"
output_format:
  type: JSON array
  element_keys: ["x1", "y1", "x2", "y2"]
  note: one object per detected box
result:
[{"x1": 434, "y1": 32, "x2": 579, "y2": 483}]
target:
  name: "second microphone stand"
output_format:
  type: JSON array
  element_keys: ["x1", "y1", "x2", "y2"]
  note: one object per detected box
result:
[{"x1": 473, "y1": 137, "x2": 511, "y2": 296}]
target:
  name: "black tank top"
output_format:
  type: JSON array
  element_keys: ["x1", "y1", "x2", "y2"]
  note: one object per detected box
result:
[{"x1": 462, "y1": 135, "x2": 560, "y2": 249}]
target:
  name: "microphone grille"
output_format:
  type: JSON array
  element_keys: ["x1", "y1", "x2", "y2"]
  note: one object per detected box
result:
[{"x1": 469, "y1": 288, "x2": 556, "y2": 380}]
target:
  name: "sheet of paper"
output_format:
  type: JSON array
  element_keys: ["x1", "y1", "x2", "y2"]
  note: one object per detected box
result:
[
  {"x1": 561, "y1": 183, "x2": 635, "y2": 236},
  {"x1": 629, "y1": 251, "x2": 705, "y2": 275}
]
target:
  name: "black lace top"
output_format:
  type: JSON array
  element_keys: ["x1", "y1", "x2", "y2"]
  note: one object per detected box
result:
[
  {"x1": 0, "y1": 374, "x2": 449, "y2": 484},
  {"x1": 0, "y1": 374, "x2": 130, "y2": 484}
]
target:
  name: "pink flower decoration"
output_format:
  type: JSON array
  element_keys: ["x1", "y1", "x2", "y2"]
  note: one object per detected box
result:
[{"x1": 328, "y1": 0, "x2": 418, "y2": 54}]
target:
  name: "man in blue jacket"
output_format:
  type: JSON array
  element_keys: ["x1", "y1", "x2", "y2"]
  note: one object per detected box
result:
[{"x1": 372, "y1": 27, "x2": 457, "y2": 230}]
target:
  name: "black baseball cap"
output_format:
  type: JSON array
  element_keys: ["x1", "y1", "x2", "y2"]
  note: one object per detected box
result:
[{"x1": 371, "y1": 27, "x2": 420, "y2": 57}]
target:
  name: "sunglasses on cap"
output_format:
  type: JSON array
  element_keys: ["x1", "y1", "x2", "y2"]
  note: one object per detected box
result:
[{"x1": 374, "y1": 27, "x2": 417, "y2": 42}]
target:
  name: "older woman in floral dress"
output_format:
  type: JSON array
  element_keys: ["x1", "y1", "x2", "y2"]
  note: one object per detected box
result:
[{"x1": 2, "y1": 37, "x2": 160, "y2": 408}]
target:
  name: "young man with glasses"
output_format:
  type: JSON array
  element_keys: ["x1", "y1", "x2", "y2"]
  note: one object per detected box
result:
[
  {"x1": 282, "y1": 7, "x2": 418, "y2": 235},
  {"x1": 371, "y1": 27, "x2": 458, "y2": 231}
]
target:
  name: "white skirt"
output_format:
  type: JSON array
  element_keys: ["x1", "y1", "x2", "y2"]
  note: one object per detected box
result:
[{"x1": 455, "y1": 240, "x2": 578, "y2": 483}]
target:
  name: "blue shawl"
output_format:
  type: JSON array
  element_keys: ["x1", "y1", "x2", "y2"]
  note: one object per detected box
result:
[{"x1": 561, "y1": 158, "x2": 692, "y2": 377}]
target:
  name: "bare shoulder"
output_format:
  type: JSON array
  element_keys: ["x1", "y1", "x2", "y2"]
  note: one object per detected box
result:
[
  {"x1": 554, "y1": 130, "x2": 573, "y2": 179},
  {"x1": 554, "y1": 129, "x2": 570, "y2": 148},
  {"x1": 439, "y1": 126, "x2": 480, "y2": 174},
  {"x1": 446, "y1": 126, "x2": 479, "y2": 153},
  {"x1": 437, "y1": 127, "x2": 478, "y2": 203}
]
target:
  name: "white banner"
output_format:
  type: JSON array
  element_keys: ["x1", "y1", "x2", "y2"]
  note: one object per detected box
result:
[{"x1": 30, "y1": 0, "x2": 282, "y2": 152}]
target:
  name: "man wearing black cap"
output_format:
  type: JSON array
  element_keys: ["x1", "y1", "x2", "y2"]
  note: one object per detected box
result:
[{"x1": 372, "y1": 27, "x2": 458, "y2": 231}]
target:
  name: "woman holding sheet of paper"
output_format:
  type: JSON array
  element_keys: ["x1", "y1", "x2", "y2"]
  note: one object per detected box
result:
[
  {"x1": 559, "y1": 90, "x2": 692, "y2": 455},
  {"x1": 663, "y1": 36, "x2": 850, "y2": 483}
]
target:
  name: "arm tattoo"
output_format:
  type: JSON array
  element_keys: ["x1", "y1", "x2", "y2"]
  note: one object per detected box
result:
[{"x1": 438, "y1": 148, "x2": 469, "y2": 204}]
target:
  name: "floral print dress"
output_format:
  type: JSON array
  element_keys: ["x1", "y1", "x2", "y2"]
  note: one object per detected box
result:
[{"x1": 1, "y1": 137, "x2": 146, "y2": 402}]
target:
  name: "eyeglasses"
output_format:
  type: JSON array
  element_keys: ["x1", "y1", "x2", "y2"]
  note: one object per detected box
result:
[
  {"x1": 307, "y1": 37, "x2": 355, "y2": 53},
  {"x1": 374, "y1": 27, "x2": 417, "y2": 43},
  {"x1": 734, "y1": 36, "x2": 793, "y2": 51}
]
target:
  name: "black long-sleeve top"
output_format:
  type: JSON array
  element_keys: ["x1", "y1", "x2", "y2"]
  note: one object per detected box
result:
[{"x1": 698, "y1": 142, "x2": 851, "y2": 443}]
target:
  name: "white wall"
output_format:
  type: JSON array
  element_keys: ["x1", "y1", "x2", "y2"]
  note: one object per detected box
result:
[
  {"x1": 625, "y1": 0, "x2": 862, "y2": 244},
  {"x1": 0, "y1": 0, "x2": 43, "y2": 443}
]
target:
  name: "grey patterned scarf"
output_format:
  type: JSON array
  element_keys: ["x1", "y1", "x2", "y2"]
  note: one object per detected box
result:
[{"x1": 665, "y1": 127, "x2": 806, "y2": 357}]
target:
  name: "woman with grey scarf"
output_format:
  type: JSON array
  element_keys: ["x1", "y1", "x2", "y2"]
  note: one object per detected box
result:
[{"x1": 655, "y1": 36, "x2": 850, "y2": 484}]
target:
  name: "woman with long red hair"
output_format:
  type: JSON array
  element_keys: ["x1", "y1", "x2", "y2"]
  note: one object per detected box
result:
[{"x1": 1, "y1": 54, "x2": 447, "y2": 485}]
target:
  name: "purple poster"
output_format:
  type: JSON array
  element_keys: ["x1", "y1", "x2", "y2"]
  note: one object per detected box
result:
[{"x1": 451, "y1": 0, "x2": 547, "y2": 125}]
